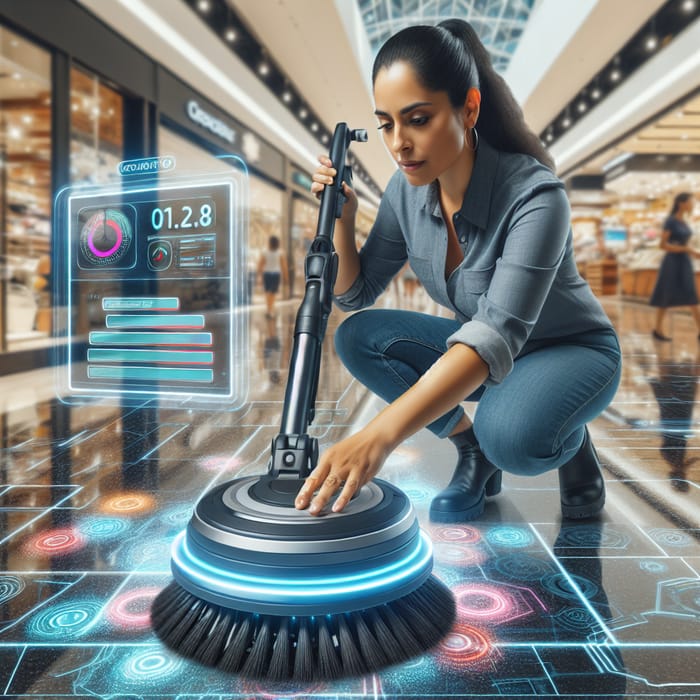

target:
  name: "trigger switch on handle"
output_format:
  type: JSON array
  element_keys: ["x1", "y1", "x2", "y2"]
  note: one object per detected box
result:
[{"x1": 335, "y1": 164, "x2": 352, "y2": 219}]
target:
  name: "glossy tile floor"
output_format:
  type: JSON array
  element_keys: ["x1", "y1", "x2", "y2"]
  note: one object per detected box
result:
[{"x1": 1, "y1": 289, "x2": 699, "y2": 698}]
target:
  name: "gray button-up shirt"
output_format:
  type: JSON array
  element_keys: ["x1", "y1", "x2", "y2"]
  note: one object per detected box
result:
[{"x1": 334, "y1": 139, "x2": 613, "y2": 385}]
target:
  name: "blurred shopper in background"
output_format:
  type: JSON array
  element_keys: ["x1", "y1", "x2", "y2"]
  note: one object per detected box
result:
[
  {"x1": 650, "y1": 192, "x2": 700, "y2": 341},
  {"x1": 258, "y1": 234, "x2": 288, "y2": 318}
]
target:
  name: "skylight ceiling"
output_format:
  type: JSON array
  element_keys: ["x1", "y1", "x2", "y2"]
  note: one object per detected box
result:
[{"x1": 357, "y1": 0, "x2": 536, "y2": 73}]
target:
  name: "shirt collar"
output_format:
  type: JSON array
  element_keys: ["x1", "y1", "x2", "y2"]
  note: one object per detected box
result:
[{"x1": 421, "y1": 138, "x2": 498, "y2": 230}]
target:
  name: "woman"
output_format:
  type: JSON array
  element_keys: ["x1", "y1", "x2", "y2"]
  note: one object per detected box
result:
[
  {"x1": 257, "y1": 235, "x2": 288, "y2": 318},
  {"x1": 650, "y1": 192, "x2": 699, "y2": 341},
  {"x1": 295, "y1": 20, "x2": 622, "y2": 522}
]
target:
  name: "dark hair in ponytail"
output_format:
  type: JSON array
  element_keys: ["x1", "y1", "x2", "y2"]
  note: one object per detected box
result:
[
  {"x1": 372, "y1": 19, "x2": 555, "y2": 171},
  {"x1": 670, "y1": 192, "x2": 692, "y2": 216}
]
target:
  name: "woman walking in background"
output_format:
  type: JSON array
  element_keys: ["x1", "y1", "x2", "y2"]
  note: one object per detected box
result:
[
  {"x1": 258, "y1": 235, "x2": 288, "y2": 318},
  {"x1": 650, "y1": 192, "x2": 699, "y2": 341}
]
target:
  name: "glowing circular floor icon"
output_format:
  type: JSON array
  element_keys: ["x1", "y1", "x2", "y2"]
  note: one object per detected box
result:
[{"x1": 79, "y1": 207, "x2": 134, "y2": 267}]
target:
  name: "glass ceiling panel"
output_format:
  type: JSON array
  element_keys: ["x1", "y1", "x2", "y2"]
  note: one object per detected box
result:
[{"x1": 357, "y1": 0, "x2": 536, "y2": 73}]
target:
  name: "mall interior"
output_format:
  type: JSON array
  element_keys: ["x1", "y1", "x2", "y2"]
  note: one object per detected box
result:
[{"x1": 1, "y1": 0, "x2": 700, "y2": 697}]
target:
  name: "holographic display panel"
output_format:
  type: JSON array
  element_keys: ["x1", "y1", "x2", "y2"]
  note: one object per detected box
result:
[{"x1": 55, "y1": 174, "x2": 247, "y2": 406}]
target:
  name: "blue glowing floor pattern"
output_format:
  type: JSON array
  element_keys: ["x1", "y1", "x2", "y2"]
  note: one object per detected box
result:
[{"x1": 1, "y1": 298, "x2": 700, "y2": 698}]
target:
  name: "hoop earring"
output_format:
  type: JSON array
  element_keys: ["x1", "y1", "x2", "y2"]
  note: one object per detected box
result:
[{"x1": 465, "y1": 126, "x2": 479, "y2": 152}]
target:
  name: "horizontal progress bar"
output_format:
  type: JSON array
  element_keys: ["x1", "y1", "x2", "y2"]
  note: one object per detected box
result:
[
  {"x1": 105, "y1": 315, "x2": 205, "y2": 328},
  {"x1": 88, "y1": 366, "x2": 214, "y2": 382},
  {"x1": 87, "y1": 349, "x2": 213, "y2": 364},
  {"x1": 89, "y1": 332, "x2": 212, "y2": 346},
  {"x1": 102, "y1": 297, "x2": 180, "y2": 311}
]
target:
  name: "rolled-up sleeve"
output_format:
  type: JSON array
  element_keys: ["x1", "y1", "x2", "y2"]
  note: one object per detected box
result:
[
  {"x1": 447, "y1": 184, "x2": 570, "y2": 384},
  {"x1": 334, "y1": 191, "x2": 407, "y2": 311}
]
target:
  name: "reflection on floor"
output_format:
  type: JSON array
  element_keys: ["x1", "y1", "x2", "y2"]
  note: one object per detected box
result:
[{"x1": 1, "y1": 294, "x2": 699, "y2": 698}]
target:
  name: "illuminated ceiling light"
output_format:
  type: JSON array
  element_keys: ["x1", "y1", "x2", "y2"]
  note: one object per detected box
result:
[
  {"x1": 682, "y1": 0, "x2": 696, "y2": 12},
  {"x1": 197, "y1": 0, "x2": 211, "y2": 12},
  {"x1": 610, "y1": 68, "x2": 622, "y2": 82},
  {"x1": 8, "y1": 126, "x2": 23, "y2": 139},
  {"x1": 282, "y1": 91, "x2": 292, "y2": 103},
  {"x1": 21, "y1": 114, "x2": 33, "y2": 124},
  {"x1": 310, "y1": 122, "x2": 318, "y2": 132},
  {"x1": 645, "y1": 35, "x2": 658, "y2": 51},
  {"x1": 258, "y1": 62, "x2": 270, "y2": 77},
  {"x1": 321, "y1": 134, "x2": 329, "y2": 144},
  {"x1": 12, "y1": 72, "x2": 21, "y2": 80},
  {"x1": 299, "y1": 108, "x2": 308, "y2": 119},
  {"x1": 591, "y1": 87, "x2": 602, "y2": 100},
  {"x1": 113, "y1": 0, "x2": 386, "y2": 211},
  {"x1": 577, "y1": 101, "x2": 587, "y2": 113},
  {"x1": 561, "y1": 116, "x2": 571, "y2": 128},
  {"x1": 225, "y1": 28, "x2": 237, "y2": 42}
]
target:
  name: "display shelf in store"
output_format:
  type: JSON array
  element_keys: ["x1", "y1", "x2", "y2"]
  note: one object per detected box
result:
[{"x1": 585, "y1": 259, "x2": 619, "y2": 296}]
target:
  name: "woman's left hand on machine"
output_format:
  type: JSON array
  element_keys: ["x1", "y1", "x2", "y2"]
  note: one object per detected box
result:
[{"x1": 295, "y1": 426, "x2": 394, "y2": 515}]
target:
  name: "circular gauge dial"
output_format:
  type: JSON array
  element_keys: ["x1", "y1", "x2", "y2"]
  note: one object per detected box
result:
[{"x1": 79, "y1": 208, "x2": 133, "y2": 266}]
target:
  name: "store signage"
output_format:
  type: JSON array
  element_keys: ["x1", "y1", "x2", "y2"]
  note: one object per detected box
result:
[
  {"x1": 186, "y1": 100, "x2": 235, "y2": 144},
  {"x1": 118, "y1": 156, "x2": 176, "y2": 176}
]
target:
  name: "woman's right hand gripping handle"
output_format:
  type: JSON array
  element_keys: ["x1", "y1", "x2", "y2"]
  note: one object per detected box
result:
[
  {"x1": 311, "y1": 155, "x2": 360, "y2": 295},
  {"x1": 311, "y1": 155, "x2": 358, "y2": 225}
]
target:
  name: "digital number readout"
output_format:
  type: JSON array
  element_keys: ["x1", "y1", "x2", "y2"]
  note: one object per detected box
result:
[{"x1": 149, "y1": 198, "x2": 215, "y2": 232}]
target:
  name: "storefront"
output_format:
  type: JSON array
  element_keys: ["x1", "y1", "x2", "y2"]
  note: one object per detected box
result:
[
  {"x1": 567, "y1": 90, "x2": 700, "y2": 300},
  {"x1": 0, "y1": 0, "x2": 301, "y2": 375}
]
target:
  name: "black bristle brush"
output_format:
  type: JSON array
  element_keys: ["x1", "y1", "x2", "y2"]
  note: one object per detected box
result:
[{"x1": 152, "y1": 576, "x2": 455, "y2": 681}]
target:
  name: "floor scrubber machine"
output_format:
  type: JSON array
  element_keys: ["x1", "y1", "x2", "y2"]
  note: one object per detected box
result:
[{"x1": 151, "y1": 123, "x2": 456, "y2": 682}]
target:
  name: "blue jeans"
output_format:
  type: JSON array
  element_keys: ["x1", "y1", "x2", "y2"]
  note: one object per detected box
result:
[{"x1": 334, "y1": 309, "x2": 622, "y2": 476}]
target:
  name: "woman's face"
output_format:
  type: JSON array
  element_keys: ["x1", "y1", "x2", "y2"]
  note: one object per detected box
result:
[{"x1": 373, "y1": 61, "x2": 468, "y2": 186}]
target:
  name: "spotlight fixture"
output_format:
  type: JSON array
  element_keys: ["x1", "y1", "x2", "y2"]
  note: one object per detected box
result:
[
  {"x1": 682, "y1": 0, "x2": 696, "y2": 13},
  {"x1": 644, "y1": 34, "x2": 658, "y2": 51},
  {"x1": 196, "y1": 0, "x2": 211, "y2": 12},
  {"x1": 321, "y1": 134, "x2": 329, "y2": 144},
  {"x1": 591, "y1": 87, "x2": 602, "y2": 100},
  {"x1": 561, "y1": 115, "x2": 572, "y2": 128},
  {"x1": 299, "y1": 108, "x2": 308, "y2": 119},
  {"x1": 577, "y1": 100, "x2": 587, "y2": 113},
  {"x1": 282, "y1": 91, "x2": 292, "y2": 103},
  {"x1": 610, "y1": 68, "x2": 622, "y2": 82},
  {"x1": 225, "y1": 28, "x2": 237, "y2": 42},
  {"x1": 311, "y1": 122, "x2": 318, "y2": 132},
  {"x1": 258, "y1": 62, "x2": 270, "y2": 77}
]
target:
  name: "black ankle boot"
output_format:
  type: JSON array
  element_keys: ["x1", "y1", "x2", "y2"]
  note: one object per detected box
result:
[
  {"x1": 558, "y1": 427, "x2": 605, "y2": 519},
  {"x1": 429, "y1": 427, "x2": 502, "y2": 523}
]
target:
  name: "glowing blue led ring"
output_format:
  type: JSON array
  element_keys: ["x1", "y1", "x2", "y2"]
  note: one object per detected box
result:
[{"x1": 170, "y1": 529, "x2": 434, "y2": 616}]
